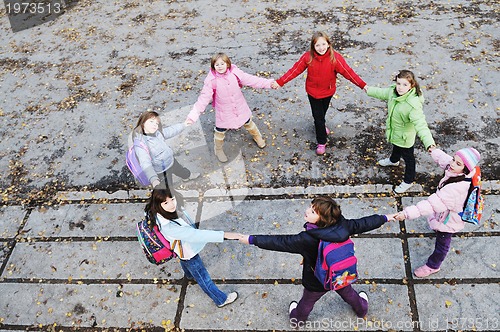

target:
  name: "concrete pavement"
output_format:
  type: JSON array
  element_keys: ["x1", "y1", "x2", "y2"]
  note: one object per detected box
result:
[{"x1": 1, "y1": 181, "x2": 499, "y2": 331}]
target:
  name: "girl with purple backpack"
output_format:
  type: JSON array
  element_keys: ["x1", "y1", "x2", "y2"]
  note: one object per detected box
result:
[{"x1": 228, "y1": 196, "x2": 396, "y2": 324}]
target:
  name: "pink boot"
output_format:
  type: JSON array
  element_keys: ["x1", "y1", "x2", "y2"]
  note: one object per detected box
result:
[{"x1": 414, "y1": 265, "x2": 440, "y2": 278}]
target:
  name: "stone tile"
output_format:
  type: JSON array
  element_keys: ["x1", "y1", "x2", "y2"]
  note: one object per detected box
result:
[
  {"x1": 408, "y1": 237, "x2": 499, "y2": 278},
  {"x1": 414, "y1": 284, "x2": 500, "y2": 331},
  {"x1": 0, "y1": 283, "x2": 180, "y2": 329},
  {"x1": 0, "y1": 206, "x2": 26, "y2": 238}
]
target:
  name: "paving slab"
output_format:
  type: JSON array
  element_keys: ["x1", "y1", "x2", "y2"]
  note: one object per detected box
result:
[
  {"x1": 0, "y1": 283, "x2": 181, "y2": 329},
  {"x1": 414, "y1": 284, "x2": 500, "y2": 331},
  {"x1": 408, "y1": 237, "x2": 499, "y2": 278}
]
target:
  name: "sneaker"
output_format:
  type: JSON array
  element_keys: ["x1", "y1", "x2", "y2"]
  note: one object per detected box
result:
[
  {"x1": 394, "y1": 181, "x2": 413, "y2": 194},
  {"x1": 359, "y1": 291, "x2": 368, "y2": 303},
  {"x1": 378, "y1": 158, "x2": 400, "y2": 167},
  {"x1": 288, "y1": 301, "x2": 298, "y2": 314},
  {"x1": 325, "y1": 127, "x2": 331, "y2": 135},
  {"x1": 217, "y1": 291, "x2": 238, "y2": 308},
  {"x1": 316, "y1": 144, "x2": 326, "y2": 155},
  {"x1": 414, "y1": 265, "x2": 440, "y2": 278},
  {"x1": 182, "y1": 172, "x2": 201, "y2": 182}
]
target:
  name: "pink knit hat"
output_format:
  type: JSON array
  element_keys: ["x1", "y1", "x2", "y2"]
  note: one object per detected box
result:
[{"x1": 455, "y1": 148, "x2": 481, "y2": 171}]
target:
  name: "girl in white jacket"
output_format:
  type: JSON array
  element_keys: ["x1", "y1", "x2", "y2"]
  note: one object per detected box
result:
[
  {"x1": 146, "y1": 184, "x2": 240, "y2": 307},
  {"x1": 395, "y1": 147, "x2": 481, "y2": 277}
]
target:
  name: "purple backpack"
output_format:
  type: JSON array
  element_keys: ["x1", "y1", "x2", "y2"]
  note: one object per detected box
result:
[
  {"x1": 314, "y1": 239, "x2": 358, "y2": 291},
  {"x1": 126, "y1": 140, "x2": 150, "y2": 186}
]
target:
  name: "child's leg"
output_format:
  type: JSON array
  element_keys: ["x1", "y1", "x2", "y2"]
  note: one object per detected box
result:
[
  {"x1": 307, "y1": 95, "x2": 332, "y2": 145},
  {"x1": 426, "y1": 232, "x2": 453, "y2": 269},
  {"x1": 389, "y1": 144, "x2": 403, "y2": 163},
  {"x1": 213, "y1": 127, "x2": 228, "y2": 162},
  {"x1": 335, "y1": 285, "x2": 368, "y2": 318},
  {"x1": 243, "y1": 118, "x2": 266, "y2": 148},
  {"x1": 169, "y1": 157, "x2": 191, "y2": 179},
  {"x1": 179, "y1": 254, "x2": 227, "y2": 306},
  {"x1": 290, "y1": 287, "x2": 327, "y2": 322},
  {"x1": 399, "y1": 146, "x2": 416, "y2": 183}
]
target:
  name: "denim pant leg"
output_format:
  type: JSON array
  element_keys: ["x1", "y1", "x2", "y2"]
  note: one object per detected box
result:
[
  {"x1": 426, "y1": 232, "x2": 453, "y2": 269},
  {"x1": 335, "y1": 285, "x2": 368, "y2": 318},
  {"x1": 290, "y1": 287, "x2": 328, "y2": 323},
  {"x1": 179, "y1": 254, "x2": 227, "y2": 306}
]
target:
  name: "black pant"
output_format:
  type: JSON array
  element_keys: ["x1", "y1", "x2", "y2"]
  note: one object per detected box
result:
[
  {"x1": 308, "y1": 94, "x2": 333, "y2": 145},
  {"x1": 389, "y1": 144, "x2": 416, "y2": 183},
  {"x1": 160, "y1": 158, "x2": 190, "y2": 206}
]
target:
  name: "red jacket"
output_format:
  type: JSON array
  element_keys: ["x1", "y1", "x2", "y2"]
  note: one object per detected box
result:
[{"x1": 276, "y1": 51, "x2": 366, "y2": 99}]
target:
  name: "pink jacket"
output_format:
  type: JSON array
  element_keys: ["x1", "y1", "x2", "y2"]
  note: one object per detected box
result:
[
  {"x1": 403, "y1": 149, "x2": 472, "y2": 233},
  {"x1": 188, "y1": 65, "x2": 273, "y2": 129}
]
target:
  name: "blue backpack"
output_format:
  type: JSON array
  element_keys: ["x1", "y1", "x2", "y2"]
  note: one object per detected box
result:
[
  {"x1": 459, "y1": 166, "x2": 484, "y2": 226},
  {"x1": 126, "y1": 139, "x2": 150, "y2": 186},
  {"x1": 314, "y1": 239, "x2": 358, "y2": 291}
]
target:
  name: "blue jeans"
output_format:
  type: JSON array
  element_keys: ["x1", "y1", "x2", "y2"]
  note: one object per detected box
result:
[{"x1": 179, "y1": 254, "x2": 227, "y2": 306}]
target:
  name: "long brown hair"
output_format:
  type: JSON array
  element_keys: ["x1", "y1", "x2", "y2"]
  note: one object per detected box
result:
[
  {"x1": 311, "y1": 196, "x2": 342, "y2": 228},
  {"x1": 308, "y1": 31, "x2": 336, "y2": 65}
]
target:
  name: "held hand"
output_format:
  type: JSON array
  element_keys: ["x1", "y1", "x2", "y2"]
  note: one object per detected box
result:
[
  {"x1": 385, "y1": 213, "x2": 397, "y2": 222},
  {"x1": 271, "y1": 81, "x2": 280, "y2": 90},
  {"x1": 428, "y1": 144, "x2": 436, "y2": 153},
  {"x1": 363, "y1": 85, "x2": 369, "y2": 93},
  {"x1": 185, "y1": 118, "x2": 194, "y2": 126},
  {"x1": 239, "y1": 235, "x2": 250, "y2": 245},
  {"x1": 394, "y1": 211, "x2": 406, "y2": 221},
  {"x1": 223, "y1": 232, "x2": 240, "y2": 240}
]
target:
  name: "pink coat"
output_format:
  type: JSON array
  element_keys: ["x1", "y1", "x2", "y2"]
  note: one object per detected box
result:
[
  {"x1": 403, "y1": 149, "x2": 473, "y2": 233},
  {"x1": 188, "y1": 65, "x2": 273, "y2": 129}
]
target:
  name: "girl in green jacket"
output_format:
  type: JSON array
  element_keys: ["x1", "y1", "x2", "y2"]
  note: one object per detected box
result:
[{"x1": 364, "y1": 70, "x2": 435, "y2": 193}]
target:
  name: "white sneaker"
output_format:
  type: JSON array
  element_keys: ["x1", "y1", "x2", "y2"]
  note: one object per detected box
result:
[
  {"x1": 182, "y1": 172, "x2": 200, "y2": 182},
  {"x1": 289, "y1": 301, "x2": 298, "y2": 314},
  {"x1": 378, "y1": 158, "x2": 400, "y2": 167},
  {"x1": 218, "y1": 291, "x2": 238, "y2": 308},
  {"x1": 359, "y1": 291, "x2": 368, "y2": 303},
  {"x1": 394, "y1": 182, "x2": 413, "y2": 194}
]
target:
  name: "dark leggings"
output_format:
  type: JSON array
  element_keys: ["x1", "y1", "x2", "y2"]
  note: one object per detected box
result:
[
  {"x1": 308, "y1": 94, "x2": 333, "y2": 145},
  {"x1": 426, "y1": 231, "x2": 453, "y2": 269},
  {"x1": 289, "y1": 285, "x2": 368, "y2": 323},
  {"x1": 389, "y1": 144, "x2": 416, "y2": 183}
]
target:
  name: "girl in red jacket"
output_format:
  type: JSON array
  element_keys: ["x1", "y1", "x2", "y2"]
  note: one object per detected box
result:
[{"x1": 272, "y1": 32, "x2": 366, "y2": 155}]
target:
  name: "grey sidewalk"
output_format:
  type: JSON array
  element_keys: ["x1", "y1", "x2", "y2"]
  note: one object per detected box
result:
[{"x1": 1, "y1": 183, "x2": 499, "y2": 331}]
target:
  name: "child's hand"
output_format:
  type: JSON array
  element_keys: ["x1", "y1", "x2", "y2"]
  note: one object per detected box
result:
[
  {"x1": 151, "y1": 179, "x2": 160, "y2": 188},
  {"x1": 394, "y1": 211, "x2": 406, "y2": 221},
  {"x1": 363, "y1": 85, "x2": 369, "y2": 93},
  {"x1": 427, "y1": 145, "x2": 436, "y2": 153},
  {"x1": 385, "y1": 213, "x2": 397, "y2": 222},
  {"x1": 271, "y1": 81, "x2": 280, "y2": 90},
  {"x1": 185, "y1": 118, "x2": 194, "y2": 126},
  {"x1": 224, "y1": 232, "x2": 243, "y2": 240}
]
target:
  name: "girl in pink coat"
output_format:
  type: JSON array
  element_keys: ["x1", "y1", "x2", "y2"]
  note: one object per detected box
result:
[
  {"x1": 186, "y1": 53, "x2": 274, "y2": 162},
  {"x1": 395, "y1": 147, "x2": 481, "y2": 277}
]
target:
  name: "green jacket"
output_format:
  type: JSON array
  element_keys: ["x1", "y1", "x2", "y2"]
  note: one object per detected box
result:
[{"x1": 367, "y1": 85, "x2": 435, "y2": 149}]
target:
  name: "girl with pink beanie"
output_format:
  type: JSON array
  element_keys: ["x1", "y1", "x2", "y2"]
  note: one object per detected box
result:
[{"x1": 394, "y1": 147, "x2": 481, "y2": 277}]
